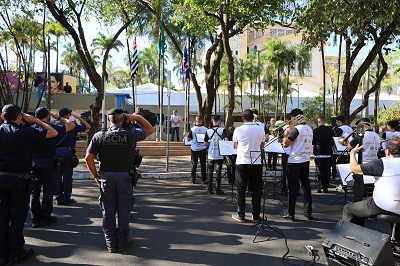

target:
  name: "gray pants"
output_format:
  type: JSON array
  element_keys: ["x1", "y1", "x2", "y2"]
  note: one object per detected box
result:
[{"x1": 99, "y1": 172, "x2": 133, "y2": 249}]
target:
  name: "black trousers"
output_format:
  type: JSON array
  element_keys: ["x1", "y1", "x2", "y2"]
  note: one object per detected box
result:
[
  {"x1": 207, "y1": 159, "x2": 223, "y2": 191},
  {"x1": 268, "y1": 152, "x2": 277, "y2": 168},
  {"x1": 226, "y1": 155, "x2": 236, "y2": 184},
  {"x1": 281, "y1": 153, "x2": 289, "y2": 193},
  {"x1": 315, "y1": 157, "x2": 331, "y2": 190},
  {"x1": 342, "y1": 196, "x2": 400, "y2": 242},
  {"x1": 235, "y1": 164, "x2": 262, "y2": 218},
  {"x1": 287, "y1": 162, "x2": 312, "y2": 216},
  {"x1": 191, "y1": 149, "x2": 207, "y2": 183}
]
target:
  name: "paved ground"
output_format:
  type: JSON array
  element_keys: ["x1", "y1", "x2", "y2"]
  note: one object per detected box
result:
[{"x1": 20, "y1": 156, "x2": 399, "y2": 265}]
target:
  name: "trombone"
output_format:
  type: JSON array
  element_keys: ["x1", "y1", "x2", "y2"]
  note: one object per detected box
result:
[
  {"x1": 270, "y1": 114, "x2": 304, "y2": 137},
  {"x1": 337, "y1": 129, "x2": 357, "y2": 146}
]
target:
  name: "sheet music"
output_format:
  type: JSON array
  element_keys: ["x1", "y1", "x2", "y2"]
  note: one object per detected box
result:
[
  {"x1": 250, "y1": 150, "x2": 262, "y2": 164},
  {"x1": 183, "y1": 137, "x2": 192, "y2": 146},
  {"x1": 264, "y1": 138, "x2": 285, "y2": 153},
  {"x1": 218, "y1": 141, "x2": 237, "y2": 156},
  {"x1": 196, "y1": 133, "x2": 205, "y2": 143},
  {"x1": 336, "y1": 163, "x2": 375, "y2": 186},
  {"x1": 333, "y1": 137, "x2": 352, "y2": 152}
]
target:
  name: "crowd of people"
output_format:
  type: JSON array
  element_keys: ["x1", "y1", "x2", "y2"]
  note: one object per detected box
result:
[{"x1": 1, "y1": 103, "x2": 400, "y2": 263}]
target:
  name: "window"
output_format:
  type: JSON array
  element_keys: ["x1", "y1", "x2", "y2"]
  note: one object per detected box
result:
[{"x1": 248, "y1": 30, "x2": 255, "y2": 40}]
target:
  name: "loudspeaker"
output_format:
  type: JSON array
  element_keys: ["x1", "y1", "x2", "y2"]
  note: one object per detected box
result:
[{"x1": 323, "y1": 220, "x2": 394, "y2": 266}]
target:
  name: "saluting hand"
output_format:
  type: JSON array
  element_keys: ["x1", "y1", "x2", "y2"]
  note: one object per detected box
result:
[{"x1": 21, "y1": 113, "x2": 37, "y2": 124}]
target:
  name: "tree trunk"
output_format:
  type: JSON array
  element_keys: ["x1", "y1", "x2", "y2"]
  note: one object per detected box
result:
[{"x1": 321, "y1": 42, "x2": 326, "y2": 117}]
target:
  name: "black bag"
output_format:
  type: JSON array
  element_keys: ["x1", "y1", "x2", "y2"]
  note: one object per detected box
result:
[{"x1": 71, "y1": 155, "x2": 80, "y2": 168}]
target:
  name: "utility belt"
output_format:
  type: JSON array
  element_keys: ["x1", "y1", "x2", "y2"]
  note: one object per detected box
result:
[
  {"x1": 98, "y1": 167, "x2": 142, "y2": 188},
  {"x1": 0, "y1": 171, "x2": 31, "y2": 180},
  {"x1": 0, "y1": 171, "x2": 39, "y2": 195}
]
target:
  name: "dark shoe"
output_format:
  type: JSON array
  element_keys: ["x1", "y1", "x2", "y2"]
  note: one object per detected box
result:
[
  {"x1": 252, "y1": 215, "x2": 262, "y2": 223},
  {"x1": 316, "y1": 188, "x2": 323, "y2": 193},
  {"x1": 215, "y1": 189, "x2": 225, "y2": 195},
  {"x1": 41, "y1": 216, "x2": 57, "y2": 227},
  {"x1": 0, "y1": 257, "x2": 7, "y2": 266},
  {"x1": 107, "y1": 246, "x2": 118, "y2": 253},
  {"x1": 232, "y1": 213, "x2": 245, "y2": 223},
  {"x1": 304, "y1": 213, "x2": 314, "y2": 220},
  {"x1": 31, "y1": 222, "x2": 40, "y2": 228},
  {"x1": 280, "y1": 213, "x2": 295, "y2": 221},
  {"x1": 323, "y1": 189, "x2": 329, "y2": 193},
  {"x1": 58, "y1": 198, "x2": 76, "y2": 205},
  {"x1": 278, "y1": 191, "x2": 288, "y2": 196},
  {"x1": 208, "y1": 190, "x2": 214, "y2": 195},
  {"x1": 118, "y1": 238, "x2": 132, "y2": 252},
  {"x1": 8, "y1": 248, "x2": 33, "y2": 265}
]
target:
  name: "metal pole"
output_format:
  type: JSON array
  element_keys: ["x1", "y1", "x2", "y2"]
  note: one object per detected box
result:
[
  {"x1": 257, "y1": 50, "x2": 261, "y2": 112},
  {"x1": 166, "y1": 71, "x2": 171, "y2": 171}
]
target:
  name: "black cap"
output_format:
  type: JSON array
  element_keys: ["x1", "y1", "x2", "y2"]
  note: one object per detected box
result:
[
  {"x1": 108, "y1": 108, "x2": 124, "y2": 115},
  {"x1": 2, "y1": 104, "x2": 21, "y2": 119},
  {"x1": 35, "y1": 107, "x2": 49, "y2": 119},
  {"x1": 59, "y1": 107, "x2": 71, "y2": 116},
  {"x1": 212, "y1": 115, "x2": 221, "y2": 121}
]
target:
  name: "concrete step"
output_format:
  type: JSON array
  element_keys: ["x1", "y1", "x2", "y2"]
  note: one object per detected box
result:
[{"x1": 75, "y1": 140, "x2": 191, "y2": 157}]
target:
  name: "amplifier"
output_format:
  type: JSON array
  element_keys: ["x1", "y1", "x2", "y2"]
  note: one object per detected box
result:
[{"x1": 323, "y1": 220, "x2": 394, "y2": 266}]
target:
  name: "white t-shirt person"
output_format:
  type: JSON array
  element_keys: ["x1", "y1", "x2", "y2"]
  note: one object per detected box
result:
[{"x1": 170, "y1": 110, "x2": 181, "y2": 128}]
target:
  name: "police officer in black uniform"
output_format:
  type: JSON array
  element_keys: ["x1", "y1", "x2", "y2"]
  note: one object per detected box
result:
[
  {"x1": 0, "y1": 104, "x2": 58, "y2": 265},
  {"x1": 30, "y1": 107, "x2": 76, "y2": 228},
  {"x1": 85, "y1": 108, "x2": 154, "y2": 253}
]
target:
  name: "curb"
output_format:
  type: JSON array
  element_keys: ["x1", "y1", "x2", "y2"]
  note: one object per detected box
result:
[{"x1": 73, "y1": 170, "x2": 317, "y2": 180}]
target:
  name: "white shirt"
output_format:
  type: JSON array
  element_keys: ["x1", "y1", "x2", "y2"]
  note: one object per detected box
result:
[
  {"x1": 233, "y1": 122, "x2": 265, "y2": 165},
  {"x1": 362, "y1": 130, "x2": 380, "y2": 163},
  {"x1": 205, "y1": 127, "x2": 225, "y2": 160},
  {"x1": 373, "y1": 158, "x2": 400, "y2": 214},
  {"x1": 170, "y1": 114, "x2": 181, "y2": 128},
  {"x1": 288, "y1": 124, "x2": 313, "y2": 164}
]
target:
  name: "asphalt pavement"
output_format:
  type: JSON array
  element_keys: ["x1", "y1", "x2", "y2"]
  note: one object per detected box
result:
[{"x1": 19, "y1": 157, "x2": 400, "y2": 265}]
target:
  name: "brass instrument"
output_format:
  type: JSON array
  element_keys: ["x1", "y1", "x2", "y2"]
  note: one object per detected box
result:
[
  {"x1": 338, "y1": 129, "x2": 356, "y2": 146},
  {"x1": 224, "y1": 156, "x2": 233, "y2": 168},
  {"x1": 337, "y1": 122, "x2": 371, "y2": 146},
  {"x1": 270, "y1": 114, "x2": 304, "y2": 137}
]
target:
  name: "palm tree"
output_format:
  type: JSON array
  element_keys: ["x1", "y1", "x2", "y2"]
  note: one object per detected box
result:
[
  {"x1": 234, "y1": 57, "x2": 248, "y2": 112},
  {"x1": 264, "y1": 38, "x2": 290, "y2": 118},
  {"x1": 91, "y1": 33, "x2": 124, "y2": 57},
  {"x1": 45, "y1": 18, "x2": 68, "y2": 73}
]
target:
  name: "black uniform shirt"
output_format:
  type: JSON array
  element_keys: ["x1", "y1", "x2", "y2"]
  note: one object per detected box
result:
[
  {"x1": 32, "y1": 123, "x2": 66, "y2": 159},
  {"x1": 0, "y1": 122, "x2": 47, "y2": 172}
]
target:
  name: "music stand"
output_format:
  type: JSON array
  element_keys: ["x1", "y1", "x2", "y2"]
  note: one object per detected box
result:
[
  {"x1": 330, "y1": 163, "x2": 374, "y2": 205},
  {"x1": 263, "y1": 139, "x2": 286, "y2": 207},
  {"x1": 217, "y1": 141, "x2": 237, "y2": 204},
  {"x1": 247, "y1": 148, "x2": 283, "y2": 242}
]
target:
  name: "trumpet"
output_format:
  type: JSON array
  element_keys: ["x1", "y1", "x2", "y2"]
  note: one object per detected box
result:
[{"x1": 270, "y1": 114, "x2": 304, "y2": 137}]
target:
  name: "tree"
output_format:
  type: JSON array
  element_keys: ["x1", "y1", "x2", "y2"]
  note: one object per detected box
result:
[
  {"x1": 297, "y1": 0, "x2": 400, "y2": 124},
  {"x1": 39, "y1": 0, "x2": 137, "y2": 141},
  {"x1": 378, "y1": 103, "x2": 400, "y2": 126},
  {"x1": 45, "y1": 18, "x2": 67, "y2": 73},
  {"x1": 302, "y1": 93, "x2": 334, "y2": 126},
  {"x1": 234, "y1": 57, "x2": 248, "y2": 112}
]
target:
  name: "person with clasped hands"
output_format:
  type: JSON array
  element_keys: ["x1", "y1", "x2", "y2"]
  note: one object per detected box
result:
[
  {"x1": 342, "y1": 136, "x2": 400, "y2": 255},
  {"x1": 85, "y1": 108, "x2": 154, "y2": 253},
  {"x1": 0, "y1": 104, "x2": 58, "y2": 266}
]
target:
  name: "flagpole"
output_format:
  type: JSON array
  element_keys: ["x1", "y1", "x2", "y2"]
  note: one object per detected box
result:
[
  {"x1": 187, "y1": 37, "x2": 191, "y2": 132},
  {"x1": 126, "y1": 36, "x2": 136, "y2": 111},
  {"x1": 160, "y1": 59, "x2": 164, "y2": 142}
]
